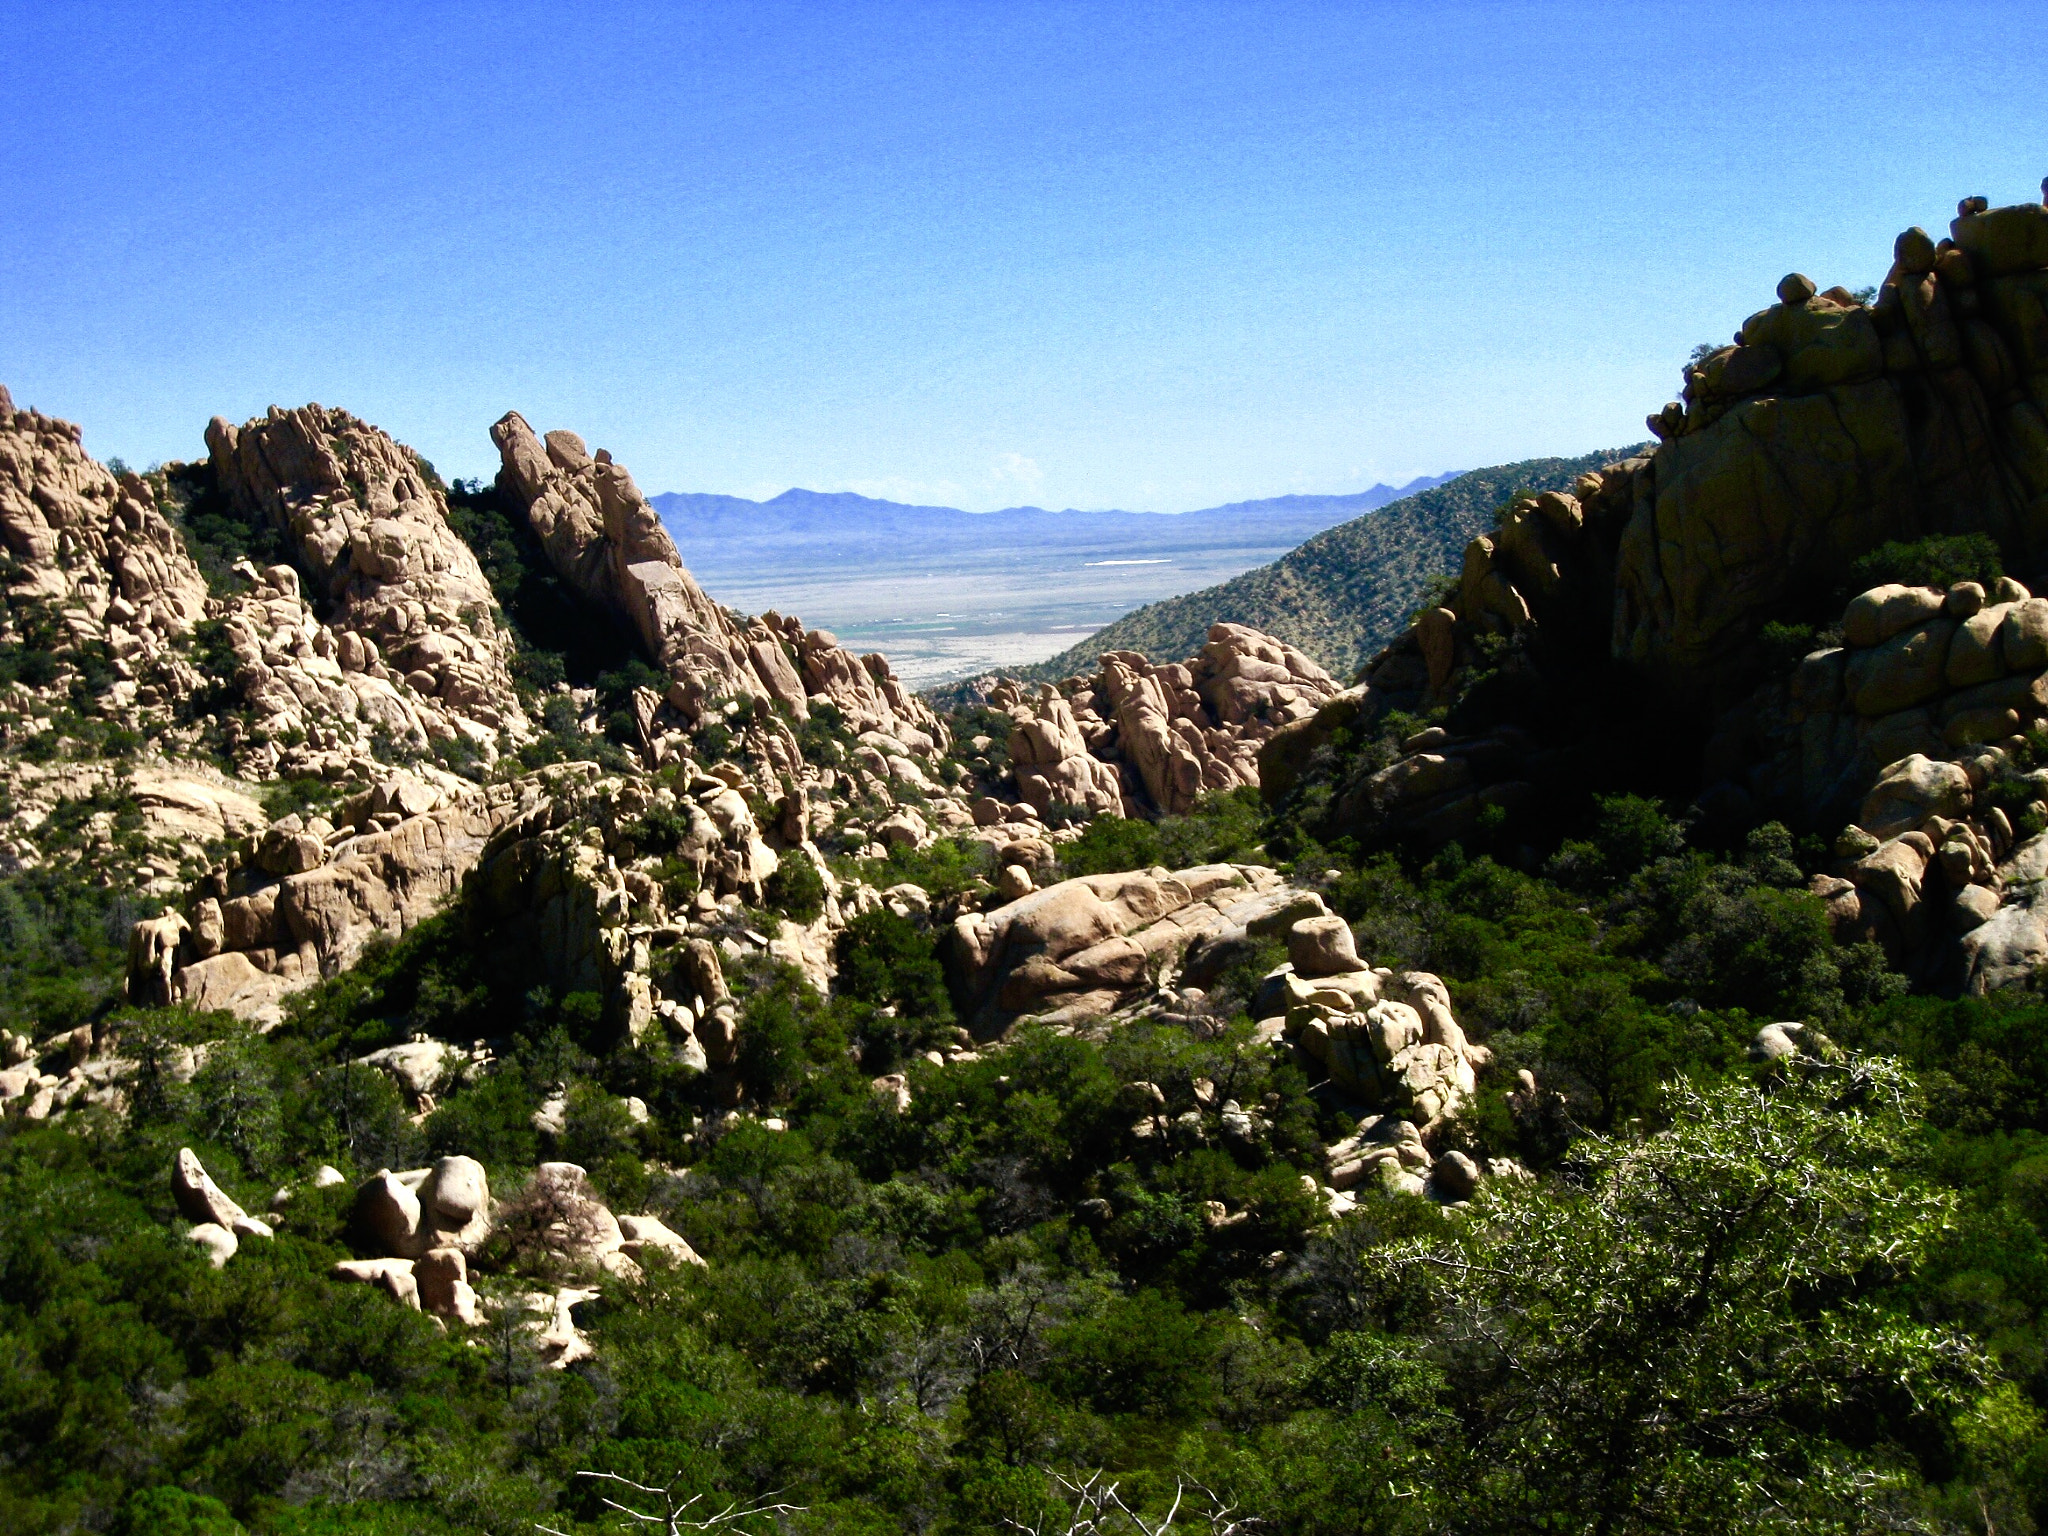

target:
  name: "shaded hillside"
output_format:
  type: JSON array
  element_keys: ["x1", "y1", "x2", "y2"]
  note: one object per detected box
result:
[{"x1": 1021, "y1": 449, "x2": 1642, "y2": 680}]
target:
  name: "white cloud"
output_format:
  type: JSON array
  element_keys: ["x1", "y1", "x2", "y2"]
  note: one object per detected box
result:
[{"x1": 989, "y1": 452, "x2": 1043, "y2": 492}]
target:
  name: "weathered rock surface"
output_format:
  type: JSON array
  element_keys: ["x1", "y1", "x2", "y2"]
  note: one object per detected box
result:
[
  {"x1": 490, "y1": 412, "x2": 946, "y2": 758},
  {"x1": 349, "y1": 1156, "x2": 493, "y2": 1260},
  {"x1": 949, "y1": 862, "x2": 1297, "y2": 1028},
  {"x1": 173, "y1": 1147, "x2": 248, "y2": 1229},
  {"x1": 130, "y1": 768, "x2": 581, "y2": 1024},
  {"x1": 0, "y1": 401, "x2": 210, "y2": 727},
  {"x1": 988, "y1": 623, "x2": 1339, "y2": 818},
  {"x1": 1268, "y1": 939, "x2": 1492, "y2": 1129},
  {"x1": 207, "y1": 405, "x2": 527, "y2": 763},
  {"x1": 1325, "y1": 201, "x2": 2048, "y2": 727}
]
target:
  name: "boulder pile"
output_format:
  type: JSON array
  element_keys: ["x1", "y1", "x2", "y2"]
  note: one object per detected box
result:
[
  {"x1": 1262, "y1": 925, "x2": 1492, "y2": 1131},
  {"x1": 987, "y1": 623, "x2": 1341, "y2": 818},
  {"x1": 950, "y1": 861, "x2": 1334, "y2": 1029},
  {"x1": 172, "y1": 1148, "x2": 274, "y2": 1267},
  {"x1": 329, "y1": 1157, "x2": 703, "y2": 1354},
  {"x1": 206, "y1": 406, "x2": 527, "y2": 761}
]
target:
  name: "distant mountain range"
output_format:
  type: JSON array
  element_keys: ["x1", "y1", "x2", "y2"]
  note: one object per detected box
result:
[
  {"x1": 649, "y1": 476, "x2": 1459, "y2": 688},
  {"x1": 651, "y1": 476, "x2": 1459, "y2": 572},
  {"x1": 1013, "y1": 448, "x2": 1648, "y2": 684}
]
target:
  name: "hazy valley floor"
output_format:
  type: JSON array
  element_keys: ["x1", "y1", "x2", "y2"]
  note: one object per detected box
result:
[{"x1": 657, "y1": 479, "x2": 1453, "y2": 686}]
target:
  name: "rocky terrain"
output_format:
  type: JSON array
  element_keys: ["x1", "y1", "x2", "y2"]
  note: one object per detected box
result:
[{"x1": 15, "y1": 195, "x2": 2048, "y2": 1535}]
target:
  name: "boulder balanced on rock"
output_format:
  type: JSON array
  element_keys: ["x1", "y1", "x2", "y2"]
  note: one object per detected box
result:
[
  {"x1": 350, "y1": 1156, "x2": 493, "y2": 1259},
  {"x1": 1268, "y1": 921, "x2": 1491, "y2": 1129}
]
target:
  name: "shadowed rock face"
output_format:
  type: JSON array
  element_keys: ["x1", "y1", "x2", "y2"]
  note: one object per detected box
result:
[{"x1": 1365, "y1": 203, "x2": 2048, "y2": 708}]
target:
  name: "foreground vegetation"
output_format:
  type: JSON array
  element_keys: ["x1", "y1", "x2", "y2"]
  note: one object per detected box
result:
[{"x1": 5, "y1": 775, "x2": 2048, "y2": 1534}]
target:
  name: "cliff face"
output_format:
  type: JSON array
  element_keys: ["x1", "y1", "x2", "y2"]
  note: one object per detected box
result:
[{"x1": 1429, "y1": 201, "x2": 2048, "y2": 704}]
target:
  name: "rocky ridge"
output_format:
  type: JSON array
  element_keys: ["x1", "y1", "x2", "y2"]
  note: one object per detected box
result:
[{"x1": 207, "y1": 405, "x2": 530, "y2": 773}]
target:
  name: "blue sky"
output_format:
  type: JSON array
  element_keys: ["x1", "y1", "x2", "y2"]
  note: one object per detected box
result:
[{"x1": 3, "y1": 1, "x2": 2044, "y2": 512}]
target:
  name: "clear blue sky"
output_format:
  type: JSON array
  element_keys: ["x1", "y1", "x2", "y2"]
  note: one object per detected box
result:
[{"x1": 4, "y1": 2, "x2": 2044, "y2": 512}]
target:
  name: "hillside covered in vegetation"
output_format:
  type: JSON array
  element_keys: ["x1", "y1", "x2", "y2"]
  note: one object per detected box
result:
[
  {"x1": 1024, "y1": 449, "x2": 1639, "y2": 681},
  {"x1": 11, "y1": 189, "x2": 2048, "y2": 1536}
]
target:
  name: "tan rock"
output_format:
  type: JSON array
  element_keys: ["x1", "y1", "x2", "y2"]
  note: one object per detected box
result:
[
  {"x1": 173, "y1": 1148, "x2": 248, "y2": 1229},
  {"x1": 616, "y1": 1213, "x2": 706, "y2": 1268},
  {"x1": 332, "y1": 1257, "x2": 421, "y2": 1309},
  {"x1": 1842, "y1": 585, "x2": 1946, "y2": 647},
  {"x1": 186, "y1": 1223, "x2": 237, "y2": 1269},
  {"x1": 1860, "y1": 753, "x2": 1971, "y2": 838},
  {"x1": 1286, "y1": 915, "x2": 1360, "y2": 977},
  {"x1": 415, "y1": 1247, "x2": 481, "y2": 1325}
]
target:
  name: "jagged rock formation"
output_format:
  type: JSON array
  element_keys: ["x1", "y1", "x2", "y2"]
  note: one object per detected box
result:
[
  {"x1": 489, "y1": 411, "x2": 947, "y2": 758},
  {"x1": 207, "y1": 405, "x2": 528, "y2": 763},
  {"x1": 987, "y1": 623, "x2": 1340, "y2": 818},
  {"x1": 1348, "y1": 200, "x2": 2048, "y2": 714},
  {"x1": 0, "y1": 398, "x2": 210, "y2": 718},
  {"x1": 129, "y1": 767, "x2": 576, "y2": 1024}
]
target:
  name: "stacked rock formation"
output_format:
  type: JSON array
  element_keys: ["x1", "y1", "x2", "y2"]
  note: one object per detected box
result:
[
  {"x1": 207, "y1": 406, "x2": 527, "y2": 760},
  {"x1": 988, "y1": 623, "x2": 1341, "y2": 818},
  {"x1": 1735, "y1": 578, "x2": 2047, "y2": 830},
  {"x1": 0, "y1": 397, "x2": 211, "y2": 719},
  {"x1": 1262, "y1": 916, "x2": 1491, "y2": 1130},
  {"x1": 489, "y1": 411, "x2": 947, "y2": 758},
  {"x1": 1345, "y1": 199, "x2": 2048, "y2": 716},
  {"x1": 128, "y1": 757, "x2": 849, "y2": 1065},
  {"x1": 172, "y1": 1147, "x2": 275, "y2": 1268}
]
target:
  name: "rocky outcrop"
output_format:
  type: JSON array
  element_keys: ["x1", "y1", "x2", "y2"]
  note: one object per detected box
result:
[
  {"x1": 1716, "y1": 578, "x2": 2043, "y2": 831},
  {"x1": 0, "y1": 398, "x2": 210, "y2": 721},
  {"x1": 349, "y1": 1156, "x2": 493, "y2": 1259},
  {"x1": 490, "y1": 411, "x2": 769, "y2": 721},
  {"x1": 988, "y1": 623, "x2": 1340, "y2": 818},
  {"x1": 950, "y1": 862, "x2": 1319, "y2": 1029},
  {"x1": 207, "y1": 406, "x2": 527, "y2": 757},
  {"x1": 129, "y1": 768, "x2": 581, "y2": 1024},
  {"x1": 216, "y1": 560, "x2": 505, "y2": 780},
  {"x1": 490, "y1": 412, "x2": 948, "y2": 756},
  {"x1": 169, "y1": 1148, "x2": 274, "y2": 1265},
  {"x1": 1339, "y1": 199, "x2": 2048, "y2": 715},
  {"x1": 1264, "y1": 932, "x2": 1491, "y2": 1130}
]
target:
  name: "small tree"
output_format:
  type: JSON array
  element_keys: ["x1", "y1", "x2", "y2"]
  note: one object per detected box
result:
[{"x1": 1372, "y1": 1059, "x2": 1988, "y2": 1532}]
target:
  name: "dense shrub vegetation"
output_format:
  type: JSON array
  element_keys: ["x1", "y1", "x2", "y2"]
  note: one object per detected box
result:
[{"x1": 5, "y1": 766, "x2": 2048, "y2": 1532}]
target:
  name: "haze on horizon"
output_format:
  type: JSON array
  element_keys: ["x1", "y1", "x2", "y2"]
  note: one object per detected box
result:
[{"x1": 3, "y1": 1, "x2": 2044, "y2": 514}]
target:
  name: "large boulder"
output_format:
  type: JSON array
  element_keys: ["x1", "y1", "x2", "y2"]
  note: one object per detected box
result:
[
  {"x1": 351, "y1": 1156, "x2": 493, "y2": 1260},
  {"x1": 172, "y1": 1148, "x2": 248, "y2": 1230},
  {"x1": 951, "y1": 863, "x2": 1316, "y2": 1028}
]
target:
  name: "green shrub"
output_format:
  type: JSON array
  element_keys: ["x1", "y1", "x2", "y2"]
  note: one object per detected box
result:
[
  {"x1": 1850, "y1": 532, "x2": 2003, "y2": 592},
  {"x1": 766, "y1": 846, "x2": 826, "y2": 924}
]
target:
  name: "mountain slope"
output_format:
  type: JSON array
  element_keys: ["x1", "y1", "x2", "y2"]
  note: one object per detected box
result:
[{"x1": 1021, "y1": 449, "x2": 1642, "y2": 681}]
